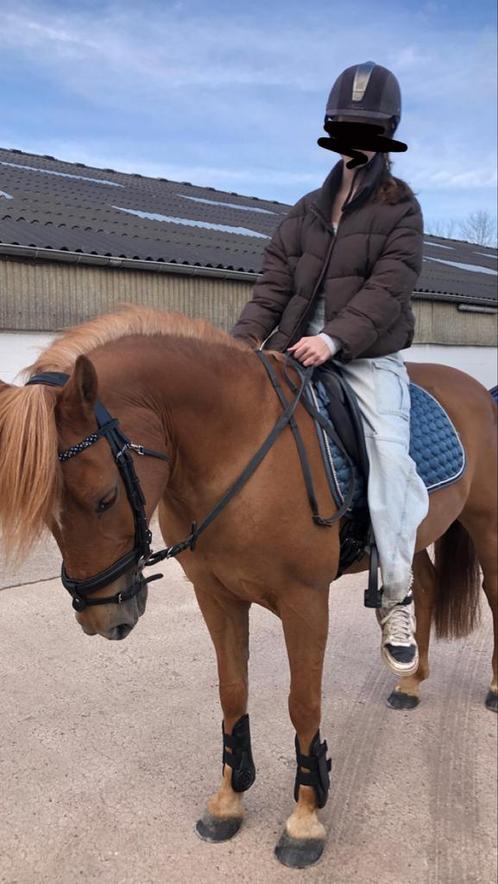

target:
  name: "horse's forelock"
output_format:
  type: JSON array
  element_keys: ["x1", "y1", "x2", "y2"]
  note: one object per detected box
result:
[
  {"x1": 0, "y1": 383, "x2": 61, "y2": 564},
  {"x1": 1, "y1": 306, "x2": 244, "y2": 562}
]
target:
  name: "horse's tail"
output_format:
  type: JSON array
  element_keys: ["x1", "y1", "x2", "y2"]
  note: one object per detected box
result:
[{"x1": 433, "y1": 520, "x2": 481, "y2": 639}]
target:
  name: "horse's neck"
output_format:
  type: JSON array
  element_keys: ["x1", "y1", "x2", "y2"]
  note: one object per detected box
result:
[
  {"x1": 104, "y1": 337, "x2": 271, "y2": 504},
  {"x1": 161, "y1": 346, "x2": 270, "y2": 490}
]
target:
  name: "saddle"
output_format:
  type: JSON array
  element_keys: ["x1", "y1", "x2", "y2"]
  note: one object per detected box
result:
[
  {"x1": 278, "y1": 357, "x2": 466, "y2": 606},
  {"x1": 311, "y1": 362, "x2": 467, "y2": 509},
  {"x1": 256, "y1": 352, "x2": 466, "y2": 607},
  {"x1": 310, "y1": 363, "x2": 378, "y2": 605},
  {"x1": 264, "y1": 355, "x2": 380, "y2": 605}
]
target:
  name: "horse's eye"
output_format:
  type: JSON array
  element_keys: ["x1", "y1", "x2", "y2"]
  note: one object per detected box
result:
[{"x1": 96, "y1": 487, "x2": 118, "y2": 513}]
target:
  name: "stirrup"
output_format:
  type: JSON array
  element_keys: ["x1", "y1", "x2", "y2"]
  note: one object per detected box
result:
[{"x1": 364, "y1": 526, "x2": 383, "y2": 608}]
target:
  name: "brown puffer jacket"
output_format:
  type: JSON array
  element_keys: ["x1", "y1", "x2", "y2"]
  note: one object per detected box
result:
[{"x1": 231, "y1": 152, "x2": 423, "y2": 363}]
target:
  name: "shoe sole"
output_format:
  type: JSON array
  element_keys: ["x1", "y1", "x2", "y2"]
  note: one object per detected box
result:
[{"x1": 381, "y1": 645, "x2": 419, "y2": 678}]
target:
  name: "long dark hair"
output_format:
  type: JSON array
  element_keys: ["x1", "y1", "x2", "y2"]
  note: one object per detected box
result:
[{"x1": 374, "y1": 153, "x2": 415, "y2": 204}]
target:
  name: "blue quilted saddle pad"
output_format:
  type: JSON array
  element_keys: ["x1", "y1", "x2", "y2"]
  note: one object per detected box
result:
[{"x1": 312, "y1": 380, "x2": 466, "y2": 510}]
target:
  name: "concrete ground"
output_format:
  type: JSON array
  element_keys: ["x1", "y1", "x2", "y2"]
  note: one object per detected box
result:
[{"x1": 1, "y1": 535, "x2": 496, "y2": 884}]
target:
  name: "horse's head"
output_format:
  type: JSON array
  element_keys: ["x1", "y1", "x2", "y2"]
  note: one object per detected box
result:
[
  {"x1": 54, "y1": 355, "x2": 171, "y2": 639},
  {"x1": 0, "y1": 353, "x2": 169, "y2": 641}
]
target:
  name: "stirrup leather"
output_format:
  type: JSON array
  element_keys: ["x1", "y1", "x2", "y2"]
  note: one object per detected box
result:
[{"x1": 293, "y1": 730, "x2": 332, "y2": 809}]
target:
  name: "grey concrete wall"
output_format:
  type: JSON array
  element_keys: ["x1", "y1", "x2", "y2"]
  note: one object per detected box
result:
[
  {"x1": 0, "y1": 256, "x2": 254, "y2": 333},
  {"x1": 1, "y1": 256, "x2": 496, "y2": 347},
  {"x1": 413, "y1": 300, "x2": 497, "y2": 347}
]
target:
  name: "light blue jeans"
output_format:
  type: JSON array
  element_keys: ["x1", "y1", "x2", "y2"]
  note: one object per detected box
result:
[{"x1": 331, "y1": 352, "x2": 430, "y2": 603}]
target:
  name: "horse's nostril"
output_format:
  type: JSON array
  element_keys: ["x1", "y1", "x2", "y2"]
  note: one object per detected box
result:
[{"x1": 113, "y1": 623, "x2": 132, "y2": 640}]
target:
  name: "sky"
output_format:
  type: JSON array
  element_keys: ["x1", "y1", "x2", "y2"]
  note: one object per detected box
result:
[{"x1": 0, "y1": 0, "x2": 496, "y2": 238}]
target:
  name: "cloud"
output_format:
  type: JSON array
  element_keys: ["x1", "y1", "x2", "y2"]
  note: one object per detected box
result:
[
  {"x1": 410, "y1": 160, "x2": 498, "y2": 190},
  {"x1": 3, "y1": 3, "x2": 494, "y2": 107},
  {"x1": 1, "y1": 5, "x2": 329, "y2": 92},
  {"x1": 0, "y1": 0, "x2": 496, "y2": 216}
]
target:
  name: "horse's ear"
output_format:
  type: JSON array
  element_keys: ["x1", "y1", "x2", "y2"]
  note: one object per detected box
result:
[{"x1": 60, "y1": 355, "x2": 98, "y2": 415}]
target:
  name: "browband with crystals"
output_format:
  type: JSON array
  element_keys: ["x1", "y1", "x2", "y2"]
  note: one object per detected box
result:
[{"x1": 58, "y1": 420, "x2": 118, "y2": 462}]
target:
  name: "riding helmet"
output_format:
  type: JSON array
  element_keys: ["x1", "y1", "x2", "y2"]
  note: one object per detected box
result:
[{"x1": 323, "y1": 61, "x2": 401, "y2": 137}]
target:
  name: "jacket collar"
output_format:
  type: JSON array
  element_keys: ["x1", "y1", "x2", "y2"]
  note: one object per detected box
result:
[{"x1": 312, "y1": 152, "x2": 385, "y2": 224}]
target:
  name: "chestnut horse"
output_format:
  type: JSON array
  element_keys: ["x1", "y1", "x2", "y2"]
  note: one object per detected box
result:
[{"x1": 0, "y1": 306, "x2": 496, "y2": 869}]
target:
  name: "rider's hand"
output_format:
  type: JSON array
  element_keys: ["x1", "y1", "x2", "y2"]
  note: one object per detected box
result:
[{"x1": 287, "y1": 335, "x2": 332, "y2": 367}]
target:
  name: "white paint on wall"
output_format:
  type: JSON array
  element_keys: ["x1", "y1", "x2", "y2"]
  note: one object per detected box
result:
[
  {"x1": 0, "y1": 332, "x2": 55, "y2": 383},
  {"x1": 0, "y1": 333, "x2": 496, "y2": 390},
  {"x1": 402, "y1": 344, "x2": 497, "y2": 388}
]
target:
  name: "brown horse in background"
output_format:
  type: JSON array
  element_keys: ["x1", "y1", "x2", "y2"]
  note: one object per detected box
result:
[{"x1": 0, "y1": 306, "x2": 496, "y2": 869}]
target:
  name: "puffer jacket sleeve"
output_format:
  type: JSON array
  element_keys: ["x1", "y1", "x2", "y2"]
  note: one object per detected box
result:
[
  {"x1": 322, "y1": 200, "x2": 424, "y2": 362},
  {"x1": 231, "y1": 199, "x2": 304, "y2": 346}
]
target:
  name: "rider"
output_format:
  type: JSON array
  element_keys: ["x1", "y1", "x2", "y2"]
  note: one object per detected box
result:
[{"x1": 231, "y1": 61, "x2": 430, "y2": 677}]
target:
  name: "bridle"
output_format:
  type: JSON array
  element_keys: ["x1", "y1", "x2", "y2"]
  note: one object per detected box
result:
[
  {"x1": 27, "y1": 356, "x2": 352, "y2": 613},
  {"x1": 27, "y1": 371, "x2": 170, "y2": 612}
]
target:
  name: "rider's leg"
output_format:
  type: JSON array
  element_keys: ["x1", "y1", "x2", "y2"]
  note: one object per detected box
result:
[{"x1": 332, "y1": 353, "x2": 429, "y2": 675}]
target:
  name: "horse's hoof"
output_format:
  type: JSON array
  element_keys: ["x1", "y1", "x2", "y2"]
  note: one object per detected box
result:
[
  {"x1": 195, "y1": 813, "x2": 242, "y2": 843},
  {"x1": 274, "y1": 830, "x2": 325, "y2": 869},
  {"x1": 485, "y1": 690, "x2": 498, "y2": 713},
  {"x1": 387, "y1": 690, "x2": 420, "y2": 710}
]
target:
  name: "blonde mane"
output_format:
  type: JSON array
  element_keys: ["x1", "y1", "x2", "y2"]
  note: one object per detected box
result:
[
  {"x1": 0, "y1": 305, "x2": 246, "y2": 562},
  {"x1": 27, "y1": 304, "x2": 242, "y2": 375},
  {"x1": 0, "y1": 381, "x2": 61, "y2": 563}
]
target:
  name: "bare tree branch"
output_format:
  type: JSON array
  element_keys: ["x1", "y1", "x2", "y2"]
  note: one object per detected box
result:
[
  {"x1": 458, "y1": 210, "x2": 497, "y2": 247},
  {"x1": 425, "y1": 210, "x2": 497, "y2": 247}
]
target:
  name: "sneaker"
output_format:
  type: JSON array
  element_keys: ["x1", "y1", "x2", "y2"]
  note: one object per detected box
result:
[{"x1": 376, "y1": 594, "x2": 419, "y2": 677}]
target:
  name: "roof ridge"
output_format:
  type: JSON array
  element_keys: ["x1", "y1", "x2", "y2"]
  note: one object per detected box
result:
[
  {"x1": 0, "y1": 145, "x2": 291, "y2": 210},
  {"x1": 423, "y1": 232, "x2": 498, "y2": 252}
]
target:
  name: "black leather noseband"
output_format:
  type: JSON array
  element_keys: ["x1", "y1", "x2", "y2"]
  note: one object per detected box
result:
[
  {"x1": 27, "y1": 355, "x2": 349, "y2": 613},
  {"x1": 26, "y1": 371, "x2": 170, "y2": 611}
]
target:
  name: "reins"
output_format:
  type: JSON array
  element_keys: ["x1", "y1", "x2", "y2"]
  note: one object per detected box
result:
[
  {"x1": 256, "y1": 352, "x2": 355, "y2": 525},
  {"x1": 27, "y1": 353, "x2": 351, "y2": 611},
  {"x1": 146, "y1": 353, "x2": 316, "y2": 563},
  {"x1": 26, "y1": 371, "x2": 169, "y2": 611}
]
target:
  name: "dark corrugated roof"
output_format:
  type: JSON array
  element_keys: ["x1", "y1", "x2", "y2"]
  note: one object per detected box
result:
[{"x1": 0, "y1": 147, "x2": 496, "y2": 304}]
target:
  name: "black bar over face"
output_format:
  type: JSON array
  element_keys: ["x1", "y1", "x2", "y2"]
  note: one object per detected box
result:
[{"x1": 317, "y1": 120, "x2": 407, "y2": 168}]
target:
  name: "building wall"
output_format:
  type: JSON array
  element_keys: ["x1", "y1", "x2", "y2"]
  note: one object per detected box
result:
[
  {"x1": 2, "y1": 332, "x2": 496, "y2": 388},
  {"x1": 1, "y1": 332, "x2": 55, "y2": 383},
  {"x1": 401, "y1": 344, "x2": 496, "y2": 388},
  {"x1": 413, "y1": 300, "x2": 497, "y2": 347},
  {"x1": 1, "y1": 256, "x2": 497, "y2": 348},
  {"x1": 0, "y1": 256, "x2": 254, "y2": 333}
]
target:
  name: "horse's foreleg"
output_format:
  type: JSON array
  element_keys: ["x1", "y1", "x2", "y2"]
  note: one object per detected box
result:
[
  {"x1": 192, "y1": 583, "x2": 254, "y2": 841},
  {"x1": 275, "y1": 584, "x2": 330, "y2": 869},
  {"x1": 388, "y1": 548, "x2": 436, "y2": 710}
]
